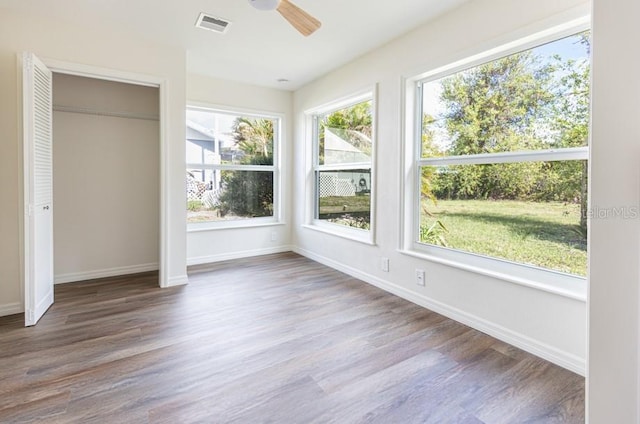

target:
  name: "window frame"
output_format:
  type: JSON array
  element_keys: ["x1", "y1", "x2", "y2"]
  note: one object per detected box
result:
[
  {"x1": 186, "y1": 103, "x2": 283, "y2": 231},
  {"x1": 305, "y1": 87, "x2": 377, "y2": 244},
  {"x1": 401, "y1": 18, "x2": 590, "y2": 299}
]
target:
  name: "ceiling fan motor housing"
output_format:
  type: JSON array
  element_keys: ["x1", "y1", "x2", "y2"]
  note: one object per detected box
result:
[{"x1": 249, "y1": 0, "x2": 281, "y2": 11}]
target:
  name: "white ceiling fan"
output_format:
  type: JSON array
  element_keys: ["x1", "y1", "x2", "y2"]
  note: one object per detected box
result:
[{"x1": 248, "y1": 0, "x2": 321, "y2": 37}]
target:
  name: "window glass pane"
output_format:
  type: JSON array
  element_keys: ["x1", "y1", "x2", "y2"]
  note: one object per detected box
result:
[
  {"x1": 224, "y1": 117, "x2": 275, "y2": 165},
  {"x1": 318, "y1": 100, "x2": 372, "y2": 166},
  {"x1": 187, "y1": 109, "x2": 274, "y2": 166},
  {"x1": 187, "y1": 169, "x2": 273, "y2": 223},
  {"x1": 419, "y1": 160, "x2": 587, "y2": 276},
  {"x1": 186, "y1": 110, "x2": 220, "y2": 165},
  {"x1": 187, "y1": 168, "x2": 220, "y2": 223},
  {"x1": 317, "y1": 169, "x2": 371, "y2": 230},
  {"x1": 421, "y1": 32, "x2": 590, "y2": 157}
]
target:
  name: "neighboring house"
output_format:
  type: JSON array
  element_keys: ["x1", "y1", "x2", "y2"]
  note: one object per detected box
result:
[
  {"x1": 324, "y1": 127, "x2": 371, "y2": 164},
  {"x1": 320, "y1": 127, "x2": 371, "y2": 197},
  {"x1": 186, "y1": 120, "x2": 221, "y2": 193},
  {"x1": 220, "y1": 147, "x2": 246, "y2": 164}
]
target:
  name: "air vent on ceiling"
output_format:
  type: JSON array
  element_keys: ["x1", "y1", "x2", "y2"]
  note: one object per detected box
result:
[{"x1": 195, "y1": 12, "x2": 231, "y2": 34}]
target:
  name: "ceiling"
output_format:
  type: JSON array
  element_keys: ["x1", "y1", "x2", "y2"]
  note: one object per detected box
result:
[{"x1": 0, "y1": 0, "x2": 469, "y2": 90}]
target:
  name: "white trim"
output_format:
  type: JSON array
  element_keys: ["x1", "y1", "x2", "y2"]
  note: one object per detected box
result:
[
  {"x1": 43, "y1": 58, "x2": 164, "y2": 86},
  {"x1": 419, "y1": 146, "x2": 589, "y2": 166},
  {"x1": 166, "y1": 275, "x2": 189, "y2": 287},
  {"x1": 315, "y1": 163, "x2": 372, "y2": 172},
  {"x1": 187, "y1": 163, "x2": 276, "y2": 172},
  {"x1": 187, "y1": 102, "x2": 284, "y2": 121},
  {"x1": 187, "y1": 245, "x2": 293, "y2": 267},
  {"x1": 401, "y1": 23, "x2": 591, "y2": 290},
  {"x1": 400, "y1": 248, "x2": 586, "y2": 301},
  {"x1": 0, "y1": 302, "x2": 24, "y2": 317},
  {"x1": 54, "y1": 263, "x2": 160, "y2": 285},
  {"x1": 399, "y1": 10, "x2": 592, "y2": 261},
  {"x1": 369, "y1": 84, "x2": 379, "y2": 245},
  {"x1": 303, "y1": 223, "x2": 375, "y2": 246},
  {"x1": 413, "y1": 16, "x2": 590, "y2": 85},
  {"x1": 293, "y1": 246, "x2": 586, "y2": 376},
  {"x1": 185, "y1": 103, "x2": 285, "y2": 231},
  {"x1": 40, "y1": 57, "x2": 170, "y2": 289},
  {"x1": 188, "y1": 220, "x2": 286, "y2": 233},
  {"x1": 399, "y1": 76, "x2": 413, "y2": 253},
  {"x1": 304, "y1": 88, "x2": 374, "y2": 116},
  {"x1": 32, "y1": 289, "x2": 53, "y2": 324},
  {"x1": 159, "y1": 78, "x2": 170, "y2": 288},
  {"x1": 305, "y1": 85, "x2": 377, "y2": 244}
]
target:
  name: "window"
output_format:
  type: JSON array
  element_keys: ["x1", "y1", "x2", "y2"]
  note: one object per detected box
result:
[
  {"x1": 310, "y1": 93, "x2": 375, "y2": 237},
  {"x1": 186, "y1": 107, "x2": 280, "y2": 228},
  {"x1": 412, "y1": 31, "x2": 590, "y2": 278}
]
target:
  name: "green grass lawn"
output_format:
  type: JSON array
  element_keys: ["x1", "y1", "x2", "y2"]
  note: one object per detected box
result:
[
  {"x1": 319, "y1": 195, "x2": 370, "y2": 215},
  {"x1": 422, "y1": 199, "x2": 587, "y2": 276}
]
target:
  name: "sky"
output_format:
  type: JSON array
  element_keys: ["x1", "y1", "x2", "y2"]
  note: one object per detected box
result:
[{"x1": 535, "y1": 32, "x2": 589, "y2": 62}]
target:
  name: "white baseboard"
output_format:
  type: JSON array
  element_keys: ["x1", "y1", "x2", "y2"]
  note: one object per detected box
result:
[
  {"x1": 187, "y1": 245, "x2": 293, "y2": 267},
  {"x1": 293, "y1": 246, "x2": 586, "y2": 376},
  {"x1": 165, "y1": 275, "x2": 189, "y2": 287},
  {"x1": 54, "y1": 263, "x2": 159, "y2": 284},
  {"x1": 0, "y1": 302, "x2": 23, "y2": 317}
]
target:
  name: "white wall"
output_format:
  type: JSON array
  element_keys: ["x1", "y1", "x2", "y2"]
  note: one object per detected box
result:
[
  {"x1": 52, "y1": 74, "x2": 159, "y2": 283},
  {"x1": 0, "y1": 8, "x2": 187, "y2": 316},
  {"x1": 186, "y1": 74, "x2": 293, "y2": 265},
  {"x1": 588, "y1": 0, "x2": 640, "y2": 421},
  {"x1": 292, "y1": 0, "x2": 590, "y2": 375}
]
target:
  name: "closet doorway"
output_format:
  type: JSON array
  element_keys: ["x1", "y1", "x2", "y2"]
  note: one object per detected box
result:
[{"x1": 51, "y1": 73, "x2": 160, "y2": 286}]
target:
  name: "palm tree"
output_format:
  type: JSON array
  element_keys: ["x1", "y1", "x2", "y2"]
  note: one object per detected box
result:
[{"x1": 232, "y1": 118, "x2": 273, "y2": 161}]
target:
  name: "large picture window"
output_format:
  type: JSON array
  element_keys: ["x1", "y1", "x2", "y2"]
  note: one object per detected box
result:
[
  {"x1": 186, "y1": 107, "x2": 280, "y2": 227},
  {"x1": 415, "y1": 31, "x2": 590, "y2": 277},
  {"x1": 311, "y1": 94, "x2": 374, "y2": 235}
]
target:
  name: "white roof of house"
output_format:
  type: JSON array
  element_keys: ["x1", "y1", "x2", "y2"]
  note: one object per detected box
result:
[
  {"x1": 186, "y1": 120, "x2": 214, "y2": 141},
  {"x1": 325, "y1": 128, "x2": 371, "y2": 154}
]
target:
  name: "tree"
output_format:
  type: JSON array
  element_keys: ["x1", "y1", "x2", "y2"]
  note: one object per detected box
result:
[
  {"x1": 324, "y1": 101, "x2": 372, "y2": 138},
  {"x1": 428, "y1": 34, "x2": 590, "y2": 213},
  {"x1": 441, "y1": 51, "x2": 554, "y2": 156},
  {"x1": 217, "y1": 157, "x2": 274, "y2": 218},
  {"x1": 421, "y1": 114, "x2": 440, "y2": 205},
  {"x1": 232, "y1": 118, "x2": 274, "y2": 161},
  {"x1": 548, "y1": 34, "x2": 591, "y2": 230},
  {"x1": 217, "y1": 118, "x2": 274, "y2": 217},
  {"x1": 319, "y1": 101, "x2": 372, "y2": 163}
]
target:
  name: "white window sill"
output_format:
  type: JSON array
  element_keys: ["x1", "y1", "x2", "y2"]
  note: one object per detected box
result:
[
  {"x1": 188, "y1": 219, "x2": 285, "y2": 233},
  {"x1": 302, "y1": 222, "x2": 375, "y2": 246},
  {"x1": 399, "y1": 247, "x2": 586, "y2": 302}
]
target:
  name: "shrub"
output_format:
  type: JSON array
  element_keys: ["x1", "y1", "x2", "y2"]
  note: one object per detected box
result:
[{"x1": 187, "y1": 200, "x2": 203, "y2": 212}]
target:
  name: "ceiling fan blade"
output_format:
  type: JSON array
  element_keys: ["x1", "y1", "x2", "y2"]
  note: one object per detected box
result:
[{"x1": 276, "y1": 0, "x2": 321, "y2": 37}]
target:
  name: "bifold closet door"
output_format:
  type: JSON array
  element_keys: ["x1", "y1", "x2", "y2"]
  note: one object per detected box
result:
[{"x1": 22, "y1": 51, "x2": 54, "y2": 326}]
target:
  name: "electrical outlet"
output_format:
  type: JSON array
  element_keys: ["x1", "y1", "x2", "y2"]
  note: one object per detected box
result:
[
  {"x1": 415, "y1": 269, "x2": 425, "y2": 286},
  {"x1": 270, "y1": 231, "x2": 277, "y2": 242},
  {"x1": 381, "y1": 257, "x2": 389, "y2": 272}
]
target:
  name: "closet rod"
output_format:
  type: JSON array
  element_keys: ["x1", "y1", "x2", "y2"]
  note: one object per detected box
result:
[{"x1": 53, "y1": 105, "x2": 159, "y2": 121}]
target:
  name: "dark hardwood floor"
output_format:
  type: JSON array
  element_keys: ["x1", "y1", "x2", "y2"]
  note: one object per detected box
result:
[{"x1": 0, "y1": 252, "x2": 585, "y2": 423}]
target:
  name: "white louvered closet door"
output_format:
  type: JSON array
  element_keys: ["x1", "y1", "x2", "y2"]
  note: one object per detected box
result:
[{"x1": 23, "y1": 52, "x2": 54, "y2": 326}]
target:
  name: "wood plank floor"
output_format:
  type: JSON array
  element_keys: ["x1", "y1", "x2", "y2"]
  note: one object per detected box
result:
[{"x1": 0, "y1": 252, "x2": 585, "y2": 423}]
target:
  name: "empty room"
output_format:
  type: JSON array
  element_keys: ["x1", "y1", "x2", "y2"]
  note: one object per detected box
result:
[{"x1": 0, "y1": 0, "x2": 638, "y2": 422}]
